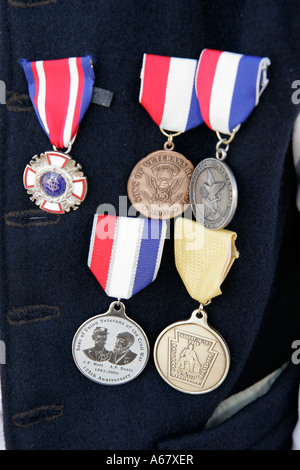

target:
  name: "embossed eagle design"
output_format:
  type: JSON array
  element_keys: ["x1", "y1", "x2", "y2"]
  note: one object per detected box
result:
[
  {"x1": 200, "y1": 168, "x2": 225, "y2": 218},
  {"x1": 141, "y1": 163, "x2": 184, "y2": 204}
]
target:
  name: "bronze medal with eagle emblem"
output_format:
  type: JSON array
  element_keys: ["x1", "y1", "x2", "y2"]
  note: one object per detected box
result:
[{"x1": 127, "y1": 148, "x2": 194, "y2": 220}]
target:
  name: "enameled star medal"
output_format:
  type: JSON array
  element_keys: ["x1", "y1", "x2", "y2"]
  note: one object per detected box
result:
[
  {"x1": 22, "y1": 56, "x2": 95, "y2": 214},
  {"x1": 127, "y1": 54, "x2": 203, "y2": 220},
  {"x1": 72, "y1": 214, "x2": 167, "y2": 385}
]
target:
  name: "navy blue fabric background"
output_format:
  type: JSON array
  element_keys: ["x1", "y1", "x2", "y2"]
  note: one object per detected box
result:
[{"x1": 0, "y1": 0, "x2": 300, "y2": 450}]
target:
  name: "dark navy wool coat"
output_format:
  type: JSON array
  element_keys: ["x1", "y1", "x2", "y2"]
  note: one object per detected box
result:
[{"x1": 0, "y1": 0, "x2": 300, "y2": 450}]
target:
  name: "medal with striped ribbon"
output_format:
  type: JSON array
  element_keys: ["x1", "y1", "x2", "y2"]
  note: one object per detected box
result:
[
  {"x1": 127, "y1": 53, "x2": 203, "y2": 220},
  {"x1": 22, "y1": 56, "x2": 95, "y2": 214},
  {"x1": 154, "y1": 217, "x2": 239, "y2": 394},
  {"x1": 72, "y1": 214, "x2": 167, "y2": 385},
  {"x1": 190, "y1": 49, "x2": 271, "y2": 230}
]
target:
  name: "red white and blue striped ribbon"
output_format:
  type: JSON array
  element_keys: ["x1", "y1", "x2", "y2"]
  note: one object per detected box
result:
[
  {"x1": 88, "y1": 215, "x2": 167, "y2": 300},
  {"x1": 139, "y1": 53, "x2": 203, "y2": 133},
  {"x1": 196, "y1": 49, "x2": 271, "y2": 135},
  {"x1": 22, "y1": 56, "x2": 95, "y2": 149}
]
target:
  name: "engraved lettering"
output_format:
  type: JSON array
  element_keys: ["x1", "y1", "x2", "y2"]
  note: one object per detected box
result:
[{"x1": 131, "y1": 180, "x2": 141, "y2": 202}]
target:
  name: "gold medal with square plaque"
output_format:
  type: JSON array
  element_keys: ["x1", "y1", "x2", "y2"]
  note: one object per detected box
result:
[{"x1": 154, "y1": 308, "x2": 230, "y2": 394}]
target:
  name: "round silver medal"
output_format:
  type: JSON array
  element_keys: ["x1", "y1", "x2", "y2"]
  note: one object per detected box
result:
[
  {"x1": 154, "y1": 308, "x2": 230, "y2": 394},
  {"x1": 190, "y1": 158, "x2": 238, "y2": 230},
  {"x1": 72, "y1": 302, "x2": 150, "y2": 385}
]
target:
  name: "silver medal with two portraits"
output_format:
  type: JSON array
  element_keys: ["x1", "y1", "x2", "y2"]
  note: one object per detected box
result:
[{"x1": 72, "y1": 301, "x2": 150, "y2": 386}]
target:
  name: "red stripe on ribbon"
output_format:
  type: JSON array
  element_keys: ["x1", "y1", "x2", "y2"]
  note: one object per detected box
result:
[
  {"x1": 140, "y1": 54, "x2": 170, "y2": 128},
  {"x1": 43, "y1": 59, "x2": 71, "y2": 149},
  {"x1": 196, "y1": 49, "x2": 222, "y2": 129},
  {"x1": 89, "y1": 215, "x2": 117, "y2": 292}
]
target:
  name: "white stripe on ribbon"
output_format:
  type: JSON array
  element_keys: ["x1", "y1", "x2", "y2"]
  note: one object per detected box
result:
[
  {"x1": 139, "y1": 53, "x2": 147, "y2": 103},
  {"x1": 160, "y1": 57, "x2": 197, "y2": 132},
  {"x1": 209, "y1": 52, "x2": 243, "y2": 135},
  {"x1": 106, "y1": 217, "x2": 143, "y2": 299},
  {"x1": 256, "y1": 57, "x2": 271, "y2": 104},
  {"x1": 63, "y1": 58, "x2": 79, "y2": 148},
  {"x1": 87, "y1": 214, "x2": 98, "y2": 269},
  {"x1": 152, "y1": 220, "x2": 167, "y2": 281},
  {"x1": 36, "y1": 61, "x2": 49, "y2": 135}
]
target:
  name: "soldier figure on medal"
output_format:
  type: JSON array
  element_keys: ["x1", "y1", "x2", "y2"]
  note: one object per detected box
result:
[{"x1": 83, "y1": 327, "x2": 112, "y2": 362}]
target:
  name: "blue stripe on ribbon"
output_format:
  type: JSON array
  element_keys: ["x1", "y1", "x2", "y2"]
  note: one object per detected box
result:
[
  {"x1": 21, "y1": 60, "x2": 49, "y2": 137},
  {"x1": 131, "y1": 219, "x2": 163, "y2": 297},
  {"x1": 185, "y1": 77, "x2": 204, "y2": 131},
  {"x1": 228, "y1": 55, "x2": 262, "y2": 133},
  {"x1": 78, "y1": 56, "x2": 96, "y2": 125}
]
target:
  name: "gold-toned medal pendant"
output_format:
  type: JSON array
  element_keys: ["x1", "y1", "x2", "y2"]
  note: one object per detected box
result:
[
  {"x1": 127, "y1": 131, "x2": 194, "y2": 220},
  {"x1": 154, "y1": 307, "x2": 230, "y2": 394}
]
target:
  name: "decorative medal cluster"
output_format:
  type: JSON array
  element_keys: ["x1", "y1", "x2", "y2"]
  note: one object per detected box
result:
[{"x1": 21, "y1": 51, "x2": 270, "y2": 392}]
